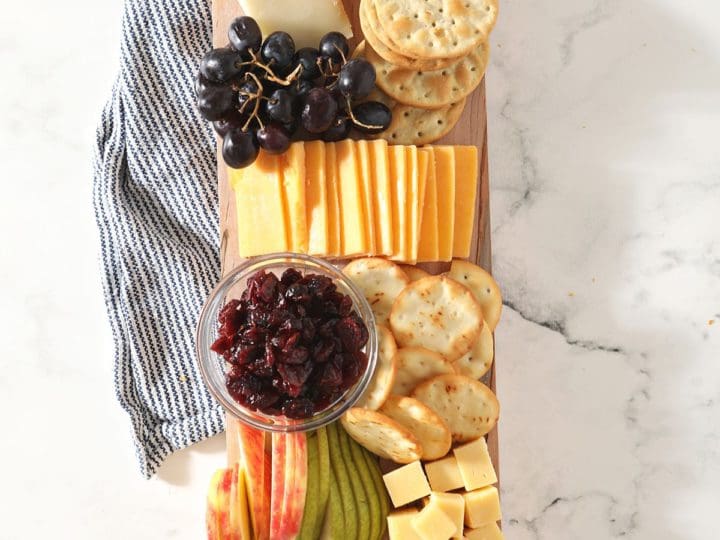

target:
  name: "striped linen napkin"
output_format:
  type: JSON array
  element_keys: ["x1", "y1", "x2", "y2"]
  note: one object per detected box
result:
[{"x1": 93, "y1": 0, "x2": 224, "y2": 477}]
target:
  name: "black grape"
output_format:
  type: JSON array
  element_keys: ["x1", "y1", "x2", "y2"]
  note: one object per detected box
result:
[
  {"x1": 265, "y1": 89, "x2": 295, "y2": 124},
  {"x1": 199, "y1": 47, "x2": 243, "y2": 83},
  {"x1": 293, "y1": 47, "x2": 321, "y2": 80},
  {"x1": 228, "y1": 16, "x2": 262, "y2": 56},
  {"x1": 319, "y1": 32, "x2": 349, "y2": 64},
  {"x1": 257, "y1": 123, "x2": 291, "y2": 154},
  {"x1": 222, "y1": 128, "x2": 259, "y2": 168},
  {"x1": 301, "y1": 87, "x2": 338, "y2": 133},
  {"x1": 351, "y1": 101, "x2": 392, "y2": 134},
  {"x1": 197, "y1": 84, "x2": 236, "y2": 121},
  {"x1": 322, "y1": 116, "x2": 350, "y2": 142},
  {"x1": 338, "y1": 59, "x2": 376, "y2": 99},
  {"x1": 261, "y1": 32, "x2": 295, "y2": 75}
]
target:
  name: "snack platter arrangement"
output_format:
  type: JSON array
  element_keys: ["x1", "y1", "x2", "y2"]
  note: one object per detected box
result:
[{"x1": 197, "y1": 0, "x2": 502, "y2": 538}]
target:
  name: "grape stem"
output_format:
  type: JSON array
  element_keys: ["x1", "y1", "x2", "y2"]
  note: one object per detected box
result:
[
  {"x1": 345, "y1": 96, "x2": 385, "y2": 131},
  {"x1": 242, "y1": 72, "x2": 264, "y2": 132},
  {"x1": 244, "y1": 50, "x2": 303, "y2": 86}
]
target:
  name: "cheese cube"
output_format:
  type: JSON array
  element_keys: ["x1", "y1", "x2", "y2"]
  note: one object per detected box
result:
[
  {"x1": 279, "y1": 142, "x2": 307, "y2": 253},
  {"x1": 387, "y1": 510, "x2": 422, "y2": 540},
  {"x1": 335, "y1": 140, "x2": 368, "y2": 256},
  {"x1": 452, "y1": 145, "x2": 478, "y2": 258},
  {"x1": 230, "y1": 151, "x2": 288, "y2": 256},
  {"x1": 356, "y1": 140, "x2": 377, "y2": 254},
  {"x1": 465, "y1": 522, "x2": 505, "y2": 540},
  {"x1": 417, "y1": 147, "x2": 439, "y2": 262},
  {"x1": 427, "y1": 492, "x2": 465, "y2": 539},
  {"x1": 433, "y1": 146, "x2": 456, "y2": 261},
  {"x1": 424, "y1": 456, "x2": 464, "y2": 492},
  {"x1": 411, "y1": 496, "x2": 457, "y2": 540},
  {"x1": 368, "y1": 140, "x2": 394, "y2": 256},
  {"x1": 237, "y1": 0, "x2": 352, "y2": 49},
  {"x1": 453, "y1": 437, "x2": 498, "y2": 491},
  {"x1": 382, "y1": 461, "x2": 431, "y2": 508},
  {"x1": 304, "y1": 141, "x2": 328, "y2": 255},
  {"x1": 463, "y1": 486, "x2": 502, "y2": 528}
]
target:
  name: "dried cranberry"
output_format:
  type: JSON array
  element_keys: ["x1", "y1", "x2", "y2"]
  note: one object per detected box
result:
[
  {"x1": 282, "y1": 346, "x2": 309, "y2": 365},
  {"x1": 283, "y1": 398, "x2": 315, "y2": 419},
  {"x1": 312, "y1": 339, "x2": 335, "y2": 363},
  {"x1": 316, "y1": 361, "x2": 343, "y2": 387},
  {"x1": 336, "y1": 316, "x2": 369, "y2": 350},
  {"x1": 258, "y1": 272, "x2": 279, "y2": 304},
  {"x1": 281, "y1": 268, "x2": 303, "y2": 286},
  {"x1": 211, "y1": 334, "x2": 235, "y2": 354},
  {"x1": 285, "y1": 283, "x2": 310, "y2": 302}
]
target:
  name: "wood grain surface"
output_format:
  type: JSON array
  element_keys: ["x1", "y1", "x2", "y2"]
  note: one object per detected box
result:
[{"x1": 211, "y1": 0, "x2": 498, "y2": 499}]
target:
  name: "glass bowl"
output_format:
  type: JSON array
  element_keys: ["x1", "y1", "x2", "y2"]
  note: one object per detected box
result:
[{"x1": 196, "y1": 253, "x2": 377, "y2": 433}]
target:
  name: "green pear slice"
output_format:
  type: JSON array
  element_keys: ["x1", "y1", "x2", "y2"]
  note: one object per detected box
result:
[
  {"x1": 346, "y1": 428, "x2": 382, "y2": 540},
  {"x1": 363, "y1": 449, "x2": 390, "y2": 539},
  {"x1": 298, "y1": 431, "x2": 319, "y2": 540},
  {"x1": 327, "y1": 422, "x2": 357, "y2": 539},
  {"x1": 338, "y1": 424, "x2": 370, "y2": 540},
  {"x1": 313, "y1": 426, "x2": 331, "y2": 540},
  {"x1": 320, "y1": 465, "x2": 345, "y2": 540}
]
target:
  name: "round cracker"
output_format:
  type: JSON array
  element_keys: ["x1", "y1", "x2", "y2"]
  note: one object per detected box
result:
[
  {"x1": 389, "y1": 275, "x2": 483, "y2": 361},
  {"x1": 380, "y1": 395, "x2": 452, "y2": 460},
  {"x1": 453, "y1": 322, "x2": 494, "y2": 380},
  {"x1": 341, "y1": 407, "x2": 422, "y2": 463},
  {"x1": 446, "y1": 260, "x2": 502, "y2": 331},
  {"x1": 392, "y1": 346, "x2": 456, "y2": 396},
  {"x1": 367, "y1": 40, "x2": 489, "y2": 109},
  {"x1": 374, "y1": 0, "x2": 498, "y2": 60},
  {"x1": 367, "y1": 89, "x2": 466, "y2": 145},
  {"x1": 356, "y1": 325, "x2": 398, "y2": 410},
  {"x1": 359, "y1": 6, "x2": 461, "y2": 71},
  {"x1": 412, "y1": 374, "x2": 499, "y2": 442},
  {"x1": 398, "y1": 265, "x2": 430, "y2": 282},
  {"x1": 343, "y1": 258, "x2": 410, "y2": 326}
]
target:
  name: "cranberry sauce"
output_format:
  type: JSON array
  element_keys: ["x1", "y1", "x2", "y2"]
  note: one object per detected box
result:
[{"x1": 210, "y1": 268, "x2": 369, "y2": 419}]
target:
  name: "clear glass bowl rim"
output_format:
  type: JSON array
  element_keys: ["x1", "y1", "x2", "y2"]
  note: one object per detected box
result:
[{"x1": 195, "y1": 252, "x2": 378, "y2": 433}]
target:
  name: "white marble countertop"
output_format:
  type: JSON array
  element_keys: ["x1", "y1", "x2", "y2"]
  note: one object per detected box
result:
[{"x1": 2, "y1": 0, "x2": 718, "y2": 538}]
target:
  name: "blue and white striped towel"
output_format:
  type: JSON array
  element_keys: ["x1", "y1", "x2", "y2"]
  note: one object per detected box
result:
[{"x1": 93, "y1": 0, "x2": 224, "y2": 477}]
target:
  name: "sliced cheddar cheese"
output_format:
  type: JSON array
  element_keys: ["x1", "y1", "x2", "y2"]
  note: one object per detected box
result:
[
  {"x1": 369, "y1": 140, "x2": 394, "y2": 256},
  {"x1": 434, "y1": 146, "x2": 456, "y2": 262},
  {"x1": 335, "y1": 140, "x2": 368, "y2": 256},
  {"x1": 417, "y1": 147, "x2": 439, "y2": 262},
  {"x1": 230, "y1": 151, "x2": 288, "y2": 256},
  {"x1": 388, "y1": 145, "x2": 410, "y2": 261},
  {"x1": 452, "y1": 145, "x2": 479, "y2": 258},
  {"x1": 279, "y1": 142, "x2": 307, "y2": 253},
  {"x1": 304, "y1": 141, "x2": 328, "y2": 255},
  {"x1": 324, "y1": 142, "x2": 342, "y2": 256},
  {"x1": 411, "y1": 148, "x2": 429, "y2": 262},
  {"x1": 356, "y1": 140, "x2": 377, "y2": 255}
]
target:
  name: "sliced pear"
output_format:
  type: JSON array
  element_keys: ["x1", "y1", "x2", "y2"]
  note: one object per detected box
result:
[
  {"x1": 346, "y1": 427, "x2": 382, "y2": 540},
  {"x1": 363, "y1": 450, "x2": 390, "y2": 539},
  {"x1": 298, "y1": 431, "x2": 319, "y2": 540},
  {"x1": 320, "y1": 459, "x2": 345, "y2": 539},
  {"x1": 327, "y1": 422, "x2": 357, "y2": 539},
  {"x1": 314, "y1": 426, "x2": 331, "y2": 540},
  {"x1": 338, "y1": 424, "x2": 370, "y2": 540}
]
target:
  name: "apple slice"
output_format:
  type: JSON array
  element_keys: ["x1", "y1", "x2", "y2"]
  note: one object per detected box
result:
[
  {"x1": 282, "y1": 432, "x2": 308, "y2": 539},
  {"x1": 270, "y1": 433, "x2": 287, "y2": 540},
  {"x1": 207, "y1": 468, "x2": 233, "y2": 540},
  {"x1": 229, "y1": 463, "x2": 253, "y2": 540},
  {"x1": 237, "y1": 423, "x2": 271, "y2": 540}
]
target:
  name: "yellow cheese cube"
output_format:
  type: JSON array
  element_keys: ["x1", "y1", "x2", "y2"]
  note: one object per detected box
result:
[
  {"x1": 433, "y1": 146, "x2": 456, "y2": 261},
  {"x1": 382, "y1": 461, "x2": 431, "y2": 508},
  {"x1": 387, "y1": 510, "x2": 422, "y2": 540},
  {"x1": 388, "y1": 145, "x2": 410, "y2": 261},
  {"x1": 465, "y1": 522, "x2": 505, "y2": 540},
  {"x1": 335, "y1": 140, "x2": 368, "y2": 256},
  {"x1": 411, "y1": 495, "x2": 457, "y2": 540},
  {"x1": 279, "y1": 142, "x2": 307, "y2": 253},
  {"x1": 453, "y1": 437, "x2": 498, "y2": 491},
  {"x1": 424, "y1": 455, "x2": 464, "y2": 492},
  {"x1": 452, "y1": 145, "x2": 479, "y2": 258},
  {"x1": 230, "y1": 151, "x2": 288, "y2": 256},
  {"x1": 463, "y1": 486, "x2": 502, "y2": 528},
  {"x1": 324, "y1": 142, "x2": 342, "y2": 256},
  {"x1": 356, "y1": 140, "x2": 377, "y2": 254},
  {"x1": 368, "y1": 140, "x2": 394, "y2": 256},
  {"x1": 407, "y1": 146, "x2": 425, "y2": 262},
  {"x1": 427, "y1": 492, "x2": 465, "y2": 538},
  {"x1": 417, "y1": 147, "x2": 439, "y2": 262},
  {"x1": 304, "y1": 141, "x2": 328, "y2": 255}
]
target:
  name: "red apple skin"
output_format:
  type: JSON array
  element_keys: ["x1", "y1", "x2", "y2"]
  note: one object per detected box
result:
[
  {"x1": 281, "y1": 433, "x2": 308, "y2": 539},
  {"x1": 270, "y1": 433, "x2": 288, "y2": 540},
  {"x1": 227, "y1": 464, "x2": 242, "y2": 540},
  {"x1": 207, "y1": 468, "x2": 233, "y2": 540},
  {"x1": 237, "y1": 423, "x2": 271, "y2": 540}
]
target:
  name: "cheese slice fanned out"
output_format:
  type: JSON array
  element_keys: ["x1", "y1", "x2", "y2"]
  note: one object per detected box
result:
[{"x1": 238, "y1": 0, "x2": 352, "y2": 49}]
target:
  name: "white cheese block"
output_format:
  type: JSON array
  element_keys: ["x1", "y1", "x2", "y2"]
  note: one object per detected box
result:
[{"x1": 237, "y1": 0, "x2": 353, "y2": 49}]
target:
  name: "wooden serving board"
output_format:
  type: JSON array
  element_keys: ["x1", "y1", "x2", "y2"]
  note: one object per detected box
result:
[{"x1": 211, "y1": 0, "x2": 498, "y2": 495}]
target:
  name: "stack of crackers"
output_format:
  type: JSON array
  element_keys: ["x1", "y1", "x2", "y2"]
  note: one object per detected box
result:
[{"x1": 358, "y1": 0, "x2": 498, "y2": 145}]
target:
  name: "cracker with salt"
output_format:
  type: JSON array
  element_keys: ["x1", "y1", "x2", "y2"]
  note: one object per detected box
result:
[
  {"x1": 392, "y1": 346, "x2": 456, "y2": 396},
  {"x1": 398, "y1": 265, "x2": 431, "y2": 282},
  {"x1": 453, "y1": 322, "x2": 494, "y2": 380},
  {"x1": 343, "y1": 257, "x2": 410, "y2": 326},
  {"x1": 355, "y1": 324, "x2": 398, "y2": 410},
  {"x1": 367, "y1": 39, "x2": 489, "y2": 108},
  {"x1": 341, "y1": 407, "x2": 422, "y2": 463},
  {"x1": 446, "y1": 259, "x2": 502, "y2": 331},
  {"x1": 374, "y1": 0, "x2": 498, "y2": 60},
  {"x1": 380, "y1": 395, "x2": 452, "y2": 460}
]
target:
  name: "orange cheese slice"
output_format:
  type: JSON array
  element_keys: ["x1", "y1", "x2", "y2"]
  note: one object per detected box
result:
[
  {"x1": 368, "y1": 140, "x2": 394, "y2": 256},
  {"x1": 356, "y1": 140, "x2": 377, "y2": 254},
  {"x1": 230, "y1": 151, "x2": 288, "y2": 256},
  {"x1": 325, "y1": 142, "x2": 342, "y2": 256},
  {"x1": 388, "y1": 145, "x2": 410, "y2": 261},
  {"x1": 335, "y1": 140, "x2": 368, "y2": 256},
  {"x1": 410, "y1": 148, "x2": 429, "y2": 262},
  {"x1": 452, "y1": 145, "x2": 478, "y2": 258},
  {"x1": 417, "y1": 147, "x2": 439, "y2": 262},
  {"x1": 434, "y1": 146, "x2": 456, "y2": 261},
  {"x1": 304, "y1": 141, "x2": 328, "y2": 256},
  {"x1": 279, "y1": 142, "x2": 307, "y2": 253}
]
